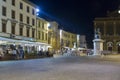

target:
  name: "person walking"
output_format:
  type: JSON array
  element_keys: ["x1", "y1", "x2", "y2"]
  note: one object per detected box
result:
[
  {"x1": 18, "y1": 47, "x2": 24, "y2": 59},
  {"x1": 12, "y1": 48, "x2": 17, "y2": 59}
]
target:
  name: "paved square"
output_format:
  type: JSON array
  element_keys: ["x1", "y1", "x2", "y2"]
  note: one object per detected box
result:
[{"x1": 0, "y1": 56, "x2": 120, "y2": 80}]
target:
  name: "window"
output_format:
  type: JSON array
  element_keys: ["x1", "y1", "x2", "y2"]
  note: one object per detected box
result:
[
  {"x1": 116, "y1": 22, "x2": 120, "y2": 35},
  {"x1": 32, "y1": 19, "x2": 35, "y2": 26},
  {"x1": 27, "y1": 6, "x2": 29, "y2": 13},
  {"x1": 20, "y1": 2, "x2": 23, "y2": 9},
  {"x1": 42, "y1": 23, "x2": 44, "y2": 29},
  {"x1": 38, "y1": 31, "x2": 41, "y2": 39},
  {"x1": 19, "y1": 25, "x2": 23, "y2": 36},
  {"x1": 61, "y1": 39, "x2": 63, "y2": 46},
  {"x1": 2, "y1": 22, "x2": 6, "y2": 33},
  {"x1": 32, "y1": 29, "x2": 35, "y2": 38},
  {"x1": 19, "y1": 13, "x2": 23, "y2": 22},
  {"x1": 46, "y1": 33, "x2": 47, "y2": 40},
  {"x1": 11, "y1": 10, "x2": 15, "y2": 19},
  {"x1": 38, "y1": 21, "x2": 40, "y2": 27},
  {"x1": 32, "y1": 9, "x2": 35, "y2": 15},
  {"x1": 106, "y1": 22, "x2": 114, "y2": 36},
  {"x1": 20, "y1": 27, "x2": 23, "y2": 36},
  {"x1": 42, "y1": 32, "x2": 44, "y2": 40},
  {"x1": 26, "y1": 16, "x2": 29, "y2": 24},
  {"x1": 11, "y1": 23, "x2": 16, "y2": 34},
  {"x1": 12, "y1": 0, "x2": 15, "y2": 6},
  {"x1": 2, "y1": 6, "x2": 6, "y2": 16},
  {"x1": 26, "y1": 28, "x2": 29, "y2": 37}
]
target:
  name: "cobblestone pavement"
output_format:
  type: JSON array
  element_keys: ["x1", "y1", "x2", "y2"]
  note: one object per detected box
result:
[{"x1": 0, "y1": 56, "x2": 120, "y2": 80}]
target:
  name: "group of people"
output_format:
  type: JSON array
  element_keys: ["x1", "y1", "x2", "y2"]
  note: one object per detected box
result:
[
  {"x1": 37, "y1": 49, "x2": 50, "y2": 57},
  {"x1": 0, "y1": 46, "x2": 24, "y2": 60},
  {"x1": 9, "y1": 47, "x2": 24, "y2": 59}
]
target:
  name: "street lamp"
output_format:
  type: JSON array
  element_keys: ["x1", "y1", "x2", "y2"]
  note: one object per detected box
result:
[
  {"x1": 118, "y1": 10, "x2": 120, "y2": 14},
  {"x1": 36, "y1": 8, "x2": 40, "y2": 16},
  {"x1": 47, "y1": 23, "x2": 50, "y2": 28}
]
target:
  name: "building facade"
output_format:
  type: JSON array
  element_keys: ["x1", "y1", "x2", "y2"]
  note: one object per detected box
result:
[
  {"x1": 60, "y1": 29, "x2": 77, "y2": 49},
  {"x1": 79, "y1": 35, "x2": 87, "y2": 48},
  {"x1": 0, "y1": 0, "x2": 82, "y2": 54},
  {"x1": 0, "y1": 0, "x2": 40, "y2": 54},
  {"x1": 36, "y1": 17, "x2": 50, "y2": 51},
  {"x1": 0, "y1": 0, "x2": 37, "y2": 42},
  {"x1": 94, "y1": 8, "x2": 120, "y2": 53},
  {"x1": 48, "y1": 21, "x2": 60, "y2": 51}
]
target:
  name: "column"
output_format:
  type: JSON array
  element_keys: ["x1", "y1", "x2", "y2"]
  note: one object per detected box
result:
[
  {"x1": 113, "y1": 22, "x2": 116, "y2": 36},
  {"x1": 104, "y1": 21, "x2": 106, "y2": 36}
]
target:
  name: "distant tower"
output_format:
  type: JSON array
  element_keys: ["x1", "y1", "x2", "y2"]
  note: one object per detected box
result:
[{"x1": 93, "y1": 28, "x2": 104, "y2": 55}]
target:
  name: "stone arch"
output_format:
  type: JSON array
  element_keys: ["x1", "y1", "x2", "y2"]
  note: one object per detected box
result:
[
  {"x1": 116, "y1": 42, "x2": 120, "y2": 53},
  {"x1": 106, "y1": 42, "x2": 113, "y2": 51}
]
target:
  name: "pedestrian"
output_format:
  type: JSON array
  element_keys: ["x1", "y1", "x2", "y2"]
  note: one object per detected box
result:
[
  {"x1": 12, "y1": 48, "x2": 17, "y2": 59},
  {"x1": 46, "y1": 51, "x2": 49, "y2": 57},
  {"x1": 18, "y1": 47, "x2": 24, "y2": 59},
  {"x1": 0, "y1": 47, "x2": 4, "y2": 59}
]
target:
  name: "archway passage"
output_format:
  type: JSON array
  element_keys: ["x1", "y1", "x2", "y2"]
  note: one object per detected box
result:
[
  {"x1": 118, "y1": 46, "x2": 120, "y2": 53},
  {"x1": 108, "y1": 46, "x2": 112, "y2": 52}
]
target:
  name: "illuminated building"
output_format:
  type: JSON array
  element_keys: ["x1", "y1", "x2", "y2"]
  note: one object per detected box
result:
[
  {"x1": 79, "y1": 35, "x2": 87, "y2": 48},
  {"x1": 94, "y1": 8, "x2": 120, "y2": 53},
  {"x1": 0, "y1": 0, "x2": 81, "y2": 53},
  {"x1": 0, "y1": 0, "x2": 37, "y2": 43},
  {"x1": 48, "y1": 21, "x2": 60, "y2": 51},
  {"x1": 36, "y1": 17, "x2": 50, "y2": 51},
  {"x1": 60, "y1": 29, "x2": 77, "y2": 49}
]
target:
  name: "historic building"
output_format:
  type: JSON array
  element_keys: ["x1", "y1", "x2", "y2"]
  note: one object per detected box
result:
[
  {"x1": 94, "y1": 8, "x2": 120, "y2": 53},
  {"x1": 0, "y1": 0, "x2": 41, "y2": 54},
  {"x1": 79, "y1": 35, "x2": 87, "y2": 48},
  {"x1": 60, "y1": 29, "x2": 77, "y2": 49},
  {"x1": 0, "y1": 0, "x2": 82, "y2": 54},
  {"x1": 36, "y1": 17, "x2": 51, "y2": 51},
  {"x1": 48, "y1": 21, "x2": 60, "y2": 51},
  {"x1": 0, "y1": 0, "x2": 37, "y2": 43}
]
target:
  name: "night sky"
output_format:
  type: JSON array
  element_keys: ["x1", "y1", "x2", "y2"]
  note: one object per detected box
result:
[{"x1": 29, "y1": 0, "x2": 120, "y2": 48}]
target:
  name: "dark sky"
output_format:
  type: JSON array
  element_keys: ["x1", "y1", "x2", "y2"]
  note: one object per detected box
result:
[{"x1": 29, "y1": 0, "x2": 120, "y2": 48}]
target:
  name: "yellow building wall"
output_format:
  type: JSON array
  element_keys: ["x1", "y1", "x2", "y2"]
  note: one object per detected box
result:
[
  {"x1": 61, "y1": 30, "x2": 77, "y2": 48},
  {"x1": 36, "y1": 18, "x2": 48, "y2": 44}
]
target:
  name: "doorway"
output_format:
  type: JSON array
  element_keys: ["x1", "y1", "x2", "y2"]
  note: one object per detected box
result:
[{"x1": 108, "y1": 46, "x2": 112, "y2": 52}]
